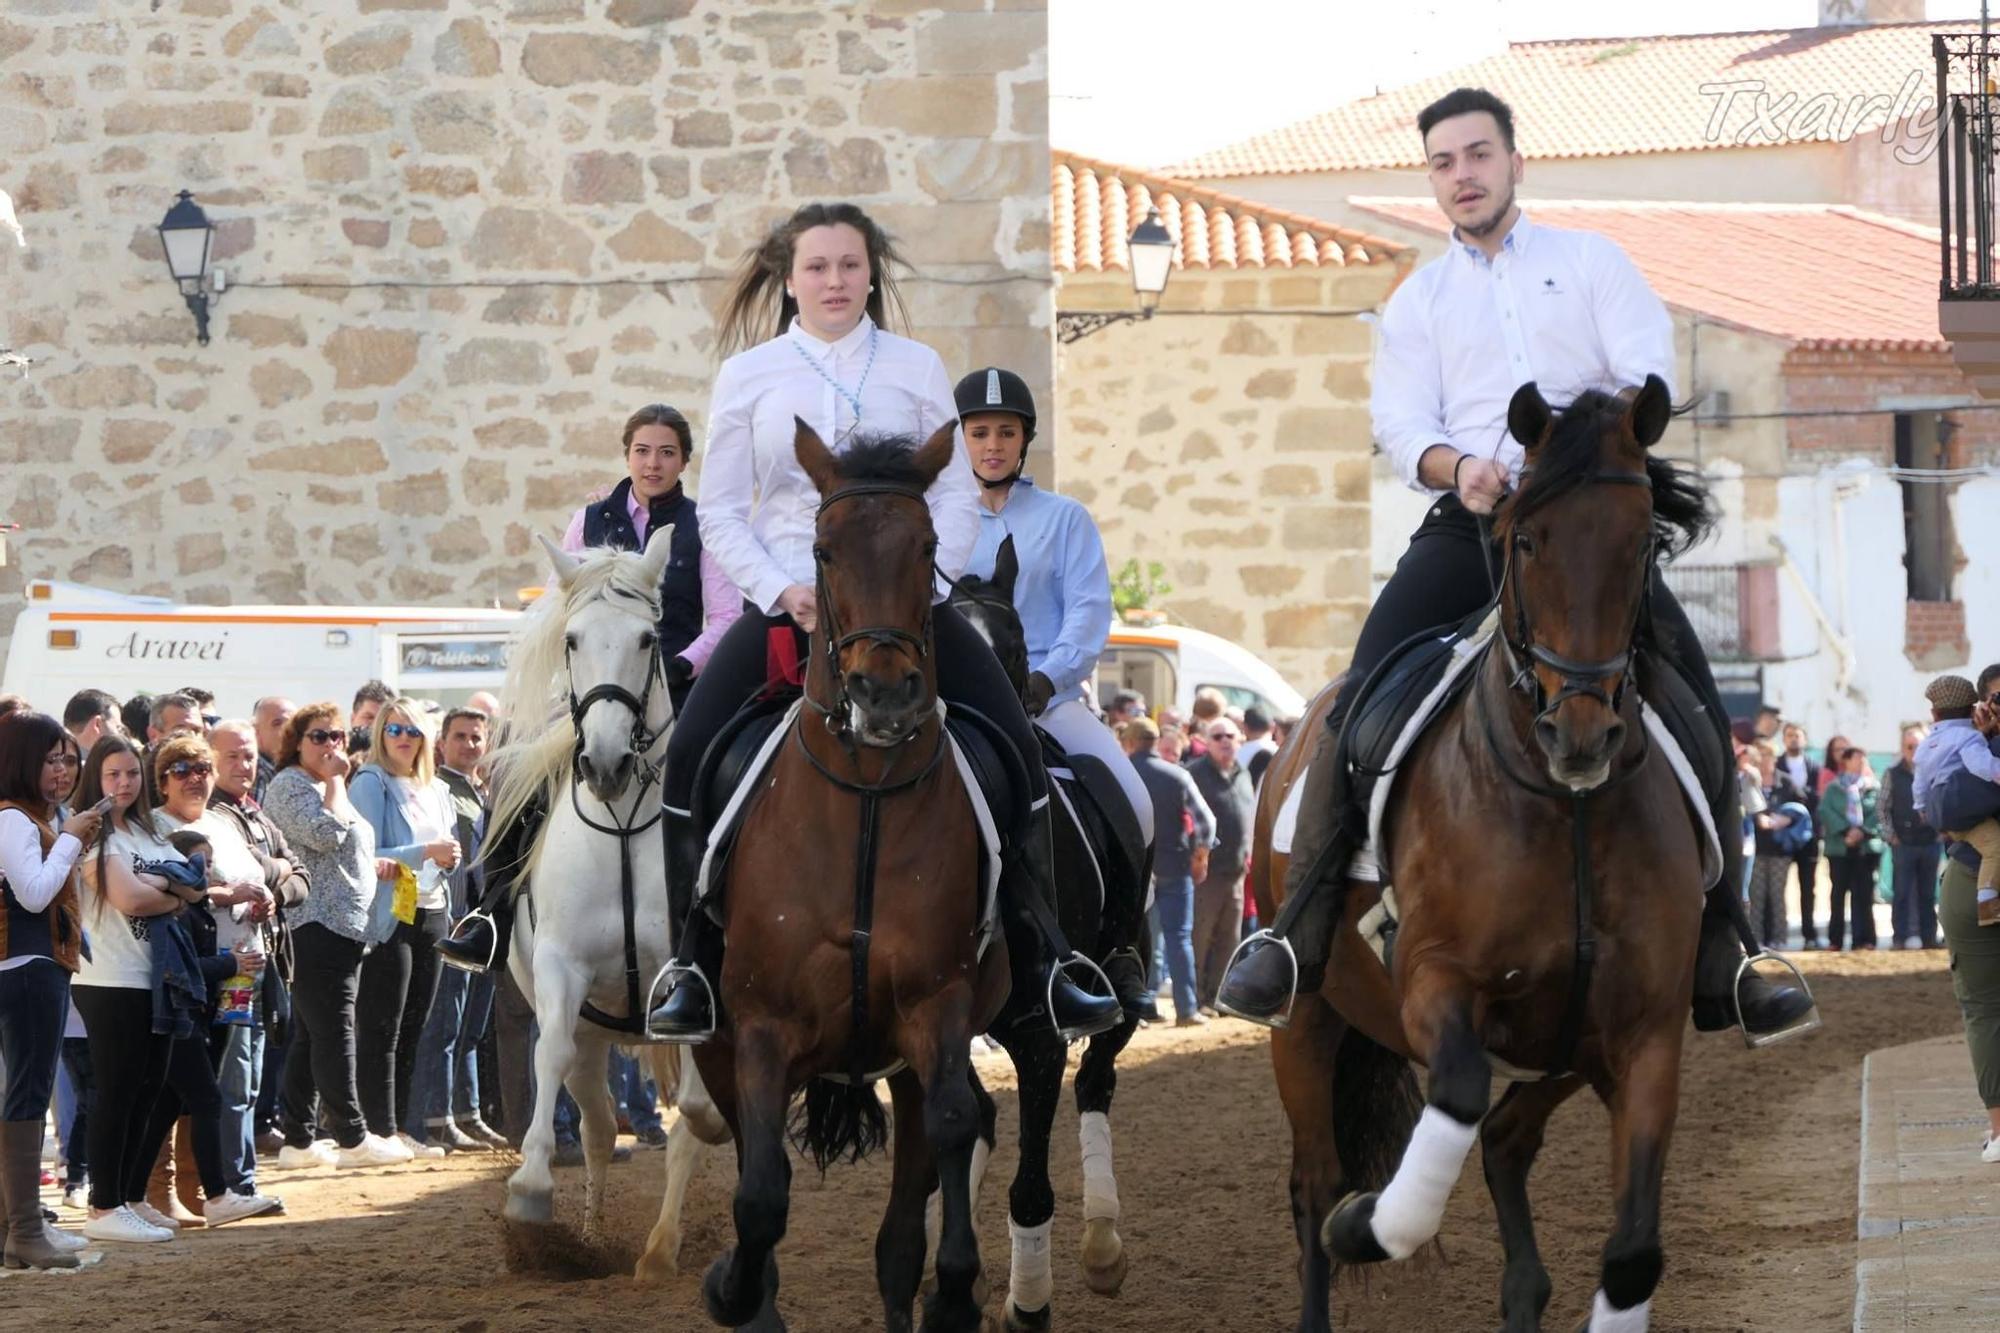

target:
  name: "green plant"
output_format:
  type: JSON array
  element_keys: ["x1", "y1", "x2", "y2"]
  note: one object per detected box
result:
[{"x1": 1111, "y1": 557, "x2": 1172, "y2": 615}]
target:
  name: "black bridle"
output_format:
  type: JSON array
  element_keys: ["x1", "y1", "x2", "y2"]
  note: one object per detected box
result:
[
  {"x1": 1498, "y1": 469, "x2": 1656, "y2": 732},
  {"x1": 805, "y1": 480, "x2": 940, "y2": 755},
  {"x1": 560, "y1": 585, "x2": 669, "y2": 1035}
]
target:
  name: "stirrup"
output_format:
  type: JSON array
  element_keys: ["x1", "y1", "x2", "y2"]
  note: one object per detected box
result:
[
  {"x1": 437, "y1": 909, "x2": 497, "y2": 975},
  {"x1": 1734, "y1": 951, "x2": 1821, "y2": 1050},
  {"x1": 1213, "y1": 929, "x2": 1298, "y2": 1030},
  {"x1": 1052, "y1": 953, "x2": 1121, "y2": 1043},
  {"x1": 644, "y1": 959, "x2": 717, "y2": 1045}
]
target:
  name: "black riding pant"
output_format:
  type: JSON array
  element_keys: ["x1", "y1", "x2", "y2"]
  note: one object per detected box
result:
[{"x1": 662, "y1": 600, "x2": 1048, "y2": 820}]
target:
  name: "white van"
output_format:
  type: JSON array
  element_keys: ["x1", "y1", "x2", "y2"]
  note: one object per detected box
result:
[
  {"x1": 1096, "y1": 623, "x2": 1305, "y2": 721},
  {"x1": 2, "y1": 580, "x2": 523, "y2": 721}
]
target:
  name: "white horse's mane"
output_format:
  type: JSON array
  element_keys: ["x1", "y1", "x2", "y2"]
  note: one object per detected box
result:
[{"x1": 483, "y1": 544, "x2": 661, "y2": 872}]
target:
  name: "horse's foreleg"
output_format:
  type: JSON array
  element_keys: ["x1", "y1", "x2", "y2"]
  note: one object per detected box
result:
[
  {"x1": 1584, "y1": 1030, "x2": 1682, "y2": 1333},
  {"x1": 908, "y1": 993, "x2": 987, "y2": 1333},
  {"x1": 877, "y1": 1068, "x2": 937, "y2": 1333},
  {"x1": 1481, "y1": 1077, "x2": 1584, "y2": 1333},
  {"x1": 1324, "y1": 980, "x2": 1487, "y2": 1265},
  {"x1": 637, "y1": 1099, "x2": 708, "y2": 1283},
  {"x1": 1072, "y1": 1017, "x2": 1137, "y2": 1298},
  {"x1": 990, "y1": 1023, "x2": 1064, "y2": 1331},
  {"x1": 702, "y1": 1024, "x2": 791, "y2": 1331},
  {"x1": 505, "y1": 961, "x2": 585, "y2": 1225},
  {"x1": 569, "y1": 1038, "x2": 618, "y2": 1244},
  {"x1": 1269, "y1": 996, "x2": 1349, "y2": 1333}
]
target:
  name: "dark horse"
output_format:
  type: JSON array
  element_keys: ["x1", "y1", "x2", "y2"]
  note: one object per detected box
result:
[
  {"x1": 947, "y1": 536, "x2": 1145, "y2": 1327},
  {"x1": 1252, "y1": 377, "x2": 1713, "y2": 1332},
  {"x1": 692, "y1": 422, "x2": 1010, "y2": 1333}
]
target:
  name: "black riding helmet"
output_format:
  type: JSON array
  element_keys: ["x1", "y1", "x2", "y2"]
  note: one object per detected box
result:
[{"x1": 954, "y1": 367, "x2": 1036, "y2": 489}]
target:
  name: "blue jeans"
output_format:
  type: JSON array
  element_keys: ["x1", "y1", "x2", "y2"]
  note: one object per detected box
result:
[
  {"x1": 215, "y1": 1021, "x2": 264, "y2": 1192},
  {"x1": 1152, "y1": 875, "x2": 1198, "y2": 1019},
  {"x1": 609, "y1": 1049, "x2": 661, "y2": 1133},
  {"x1": 1892, "y1": 842, "x2": 1942, "y2": 945},
  {"x1": 402, "y1": 967, "x2": 495, "y2": 1139}
]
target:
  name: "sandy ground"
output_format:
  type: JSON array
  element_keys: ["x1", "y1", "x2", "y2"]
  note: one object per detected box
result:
[{"x1": 5, "y1": 947, "x2": 1968, "y2": 1333}]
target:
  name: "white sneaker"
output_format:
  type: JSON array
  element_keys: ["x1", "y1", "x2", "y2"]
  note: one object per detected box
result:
[
  {"x1": 336, "y1": 1135, "x2": 408, "y2": 1169},
  {"x1": 395, "y1": 1131, "x2": 445, "y2": 1160},
  {"x1": 1983, "y1": 1135, "x2": 2000, "y2": 1164},
  {"x1": 61, "y1": 1184, "x2": 86, "y2": 1210},
  {"x1": 374, "y1": 1132, "x2": 414, "y2": 1162},
  {"x1": 81, "y1": 1206, "x2": 174, "y2": 1244},
  {"x1": 127, "y1": 1200, "x2": 183, "y2": 1231},
  {"x1": 203, "y1": 1191, "x2": 281, "y2": 1227},
  {"x1": 276, "y1": 1140, "x2": 339, "y2": 1170}
]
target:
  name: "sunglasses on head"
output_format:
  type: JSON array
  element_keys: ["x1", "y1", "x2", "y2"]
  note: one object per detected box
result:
[
  {"x1": 201, "y1": 713, "x2": 221, "y2": 727},
  {"x1": 304, "y1": 728, "x2": 346, "y2": 747},
  {"x1": 167, "y1": 760, "x2": 214, "y2": 780},
  {"x1": 382, "y1": 722, "x2": 423, "y2": 739}
]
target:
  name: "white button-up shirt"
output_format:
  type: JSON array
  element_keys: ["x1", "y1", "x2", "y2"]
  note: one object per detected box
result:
[
  {"x1": 700, "y1": 315, "x2": 977, "y2": 615},
  {"x1": 1371, "y1": 211, "x2": 1675, "y2": 494}
]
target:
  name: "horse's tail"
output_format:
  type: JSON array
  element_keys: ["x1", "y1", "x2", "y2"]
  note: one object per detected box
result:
[
  {"x1": 787, "y1": 1077, "x2": 889, "y2": 1175},
  {"x1": 1330, "y1": 1026, "x2": 1422, "y2": 1194}
]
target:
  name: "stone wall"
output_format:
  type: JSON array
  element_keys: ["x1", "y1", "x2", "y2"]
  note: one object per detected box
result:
[
  {"x1": 1054, "y1": 263, "x2": 1403, "y2": 694},
  {"x1": 0, "y1": 0, "x2": 1050, "y2": 658}
]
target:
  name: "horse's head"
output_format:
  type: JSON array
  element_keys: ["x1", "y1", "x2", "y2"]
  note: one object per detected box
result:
[
  {"x1": 538, "y1": 527, "x2": 672, "y2": 801},
  {"x1": 795, "y1": 417, "x2": 958, "y2": 747},
  {"x1": 1497, "y1": 374, "x2": 1710, "y2": 790},
  {"x1": 946, "y1": 535, "x2": 1030, "y2": 704}
]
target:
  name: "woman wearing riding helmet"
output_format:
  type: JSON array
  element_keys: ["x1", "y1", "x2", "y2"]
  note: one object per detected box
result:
[
  {"x1": 435, "y1": 405, "x2": 742, "y2": 976},
  {"x1": 644, "y1": 201, "x2": 1120, "y2": 1045},
  {"x1": 955, "y1": 367, "x2": 1158, "y2": 1020}
]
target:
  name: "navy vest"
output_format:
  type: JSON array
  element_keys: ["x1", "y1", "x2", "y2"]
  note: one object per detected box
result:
[
  {"x1": 2, "y1": 881, "x2": 56, "y2": 961},
  {"x1": 580, "y1": 479, "x2": 704, "y2": 660}
]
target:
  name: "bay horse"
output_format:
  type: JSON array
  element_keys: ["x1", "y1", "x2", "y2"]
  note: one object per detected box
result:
[
  {"x1": 487, "y1": 531, "x2": 728, "y2": 1277},
  {"x1": 691, "y1": 422, "x2": 1010, "y2": 1333},
  {"x1": 1254, "y1": 377, "x2": 1713, "y2": 1332},
  {"x1": 946, "y1": 536, "x2": 1143, "y2": 1325}
]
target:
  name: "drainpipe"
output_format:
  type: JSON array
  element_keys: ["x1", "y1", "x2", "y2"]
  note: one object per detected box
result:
[{"x1": 1768, "y1": 533, "x2": 1857, "y2": 697}]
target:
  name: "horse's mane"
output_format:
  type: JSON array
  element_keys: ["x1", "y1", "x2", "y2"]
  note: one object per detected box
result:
[
  {"x1": 829, "y1": 433, "x2": 932, "y2": 488},
  {"x1": 482, "y1": 545, "x2": 663, "y2": 869},
  {"x1": 1496, "y1": 389, "x2": 1715, "y2": 559},
  {"x1": 948, "y1": 574, "x2": 1030, "y2": 699}
]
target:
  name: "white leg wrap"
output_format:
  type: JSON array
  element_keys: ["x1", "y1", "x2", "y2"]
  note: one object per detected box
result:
[
  {"x1": 1369, "y1": 1105, "x2": 1478, "y2": 1260},
  {"x1": 925, "y1": 1188, "x2": 941, "y2": 1262},
  {"x1": 969, "y1": 1134, "x2": 992, "y2": 1213},
  {"x1": 1588, "y1": 1289, "x2": 1652, "y2": 1333},
  {"x1": 1007, "y1": 1218, "x2": 1054, "y2": 1313},
  {"x1": 1078, "y1": 1110, "x2": 1119, "y2": 1222}
]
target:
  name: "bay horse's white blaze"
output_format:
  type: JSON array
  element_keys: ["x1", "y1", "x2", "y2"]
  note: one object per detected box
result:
[{"x1": 494, "y1": 530, "x2": 727, "y2": 1272}]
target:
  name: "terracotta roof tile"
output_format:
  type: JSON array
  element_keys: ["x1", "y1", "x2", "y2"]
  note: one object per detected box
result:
[
  {"x1": 1348, "y1": 197, "x2": 1951, "y2": 350},
  {"x1": 1170, "y1": 23, "x2": 1956, "y2": 177},
  {"x1": 1051, "y1": 149, "x2": 1409, "y2": 273}
]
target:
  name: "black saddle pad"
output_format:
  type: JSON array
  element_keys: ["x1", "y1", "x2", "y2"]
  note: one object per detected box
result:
[
  {"x1": 1338, "y1": 625, "x2": 1486, "y2": 817},
  {"x1": 1636, "y1": 646, "x2": 1729, "y2": 811},
  {"x1": 692, "y1": 692, "x2": 797, "y2": 832}
]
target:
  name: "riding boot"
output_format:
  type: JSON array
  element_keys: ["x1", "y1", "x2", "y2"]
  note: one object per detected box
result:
[
  {"x1": 2, "y1": 1119, "x2": 79, "y2": 1270},
  {"x1": 437, "y1": 793, "x2": 542, "y2": 975},
  {"x1": 1217, "y1": 731, "x2": 1358, "y2": 1026},
  {"x1": 1691, "y1": 795, "x2": 1817, "y2": 1038},
  {"x1": 1101, "y1": 838, "x2": 1160, "y2": 1023},
  {"x1": 645, "y1": 808, "x2": 723, "y2": 1044},
  {"x1": 1003, "y1": 806, "x2": 1123, "y2": 1043}
]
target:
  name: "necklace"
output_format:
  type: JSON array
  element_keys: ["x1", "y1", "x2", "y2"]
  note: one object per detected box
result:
[{"x1": 792, "y1": 325, "x2": 879, "y2": 444}]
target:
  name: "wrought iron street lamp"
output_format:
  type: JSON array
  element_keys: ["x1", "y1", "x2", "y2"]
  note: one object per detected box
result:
[
  {"x1": 157, "y1": 190, "x2": 216, "y2": 345},
  {"x1": 1057, "y1": 207, "x2": 1175, "y2": 344}
]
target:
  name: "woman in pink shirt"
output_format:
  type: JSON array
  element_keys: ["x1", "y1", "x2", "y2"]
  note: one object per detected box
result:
[{"x1": 435, "y1": 405, "x2": 740, "y2": 976}]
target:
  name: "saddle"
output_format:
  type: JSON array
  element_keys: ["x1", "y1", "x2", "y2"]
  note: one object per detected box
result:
[
  {"x1": 688, "y1": 690, "x2": 1013, "y2": 943},
  {"x1": 1335, "y1": 609, "x2": 1492, "y2": 829}
]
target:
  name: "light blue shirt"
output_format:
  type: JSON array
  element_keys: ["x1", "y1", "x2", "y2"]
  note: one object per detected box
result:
[
  {"x1": 964, "y1": 478, "x2": 1112, "y2": 710},
  {"x1": 1912, "y1": 717, "x2": 2000, "y2": 812},
  {"x1": 1371, "y1": 210, "x2": 1675, "y2": 494}
]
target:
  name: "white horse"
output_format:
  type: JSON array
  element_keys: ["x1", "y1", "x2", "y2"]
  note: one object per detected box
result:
[{"x1": 493, "y1": 530, "x2": 729, "y2": 1279}]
